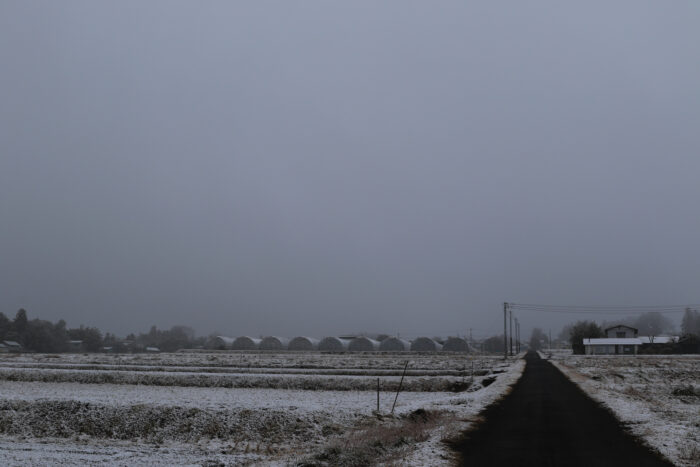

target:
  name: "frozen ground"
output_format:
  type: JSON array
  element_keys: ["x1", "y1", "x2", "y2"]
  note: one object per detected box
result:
[
  {"x1": 549, "y1": 353, "x2": 700, "y2": 466},
  {"x1": 0, "y1": 352, "x2": 499, "y2": 391},
  {"x1": 0, "y1": 381, "x2": 456, "y2": 413},
  {"x1": 0, "y1": 351, "x2": 524, "y2": 466},
  {"x1": 0, "y1": 351, "x2": 495, "y2": 371}
]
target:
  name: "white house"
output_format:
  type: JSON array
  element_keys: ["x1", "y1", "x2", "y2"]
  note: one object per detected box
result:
[
  {"x1": 584, "y1": 337, "x2": 641, "y2": 355},
  {"x1": 584, "y1": 324, "x2": 677, "y2": 355}
]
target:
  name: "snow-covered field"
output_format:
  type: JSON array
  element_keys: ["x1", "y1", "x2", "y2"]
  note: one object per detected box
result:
[
  {"x1": 549, "y1": 353, "x2": 700, "y2": 466},
  {"x1": 0, "y1": 351, "x2": 493, "y2": 370},
  {"x1": 0, "y1": 352, "x2": 524, "y2": 465}
]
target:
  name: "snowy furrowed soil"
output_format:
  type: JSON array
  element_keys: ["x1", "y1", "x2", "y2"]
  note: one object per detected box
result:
[
  {"x1": 549, "y1": 354, "x2": 700, "y2": 467},
  {"x1": 0, "y1": 367, "x2": 463, "y2": 392},
  {"x1": 0, "y1": 381, "x2": 452, "y2": 412},
  {"x1": 0, "y1": 351, "x2": 495, "y2": 370},
  {"x1": 0, "y1": 351, "x2": 523, "y2": 465},
  {"x1": 0, "y1": 362, "x2": 472, "y2": 377},
  {"x1": 0, "y1": 352, "x2": 502, "y2": 391}
]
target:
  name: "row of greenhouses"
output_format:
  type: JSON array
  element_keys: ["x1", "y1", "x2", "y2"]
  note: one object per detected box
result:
[{"x1": 205, "y1": 335, "x2": 471, "y2": 352}]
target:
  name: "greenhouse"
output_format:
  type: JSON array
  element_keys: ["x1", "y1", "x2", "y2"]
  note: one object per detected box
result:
[
  {"x1": 231, "y1": 336, "x2": 261, "y2": 350},
  {"x1": 318, "y1": 336, "x2": 351, "y2": 352},
  {"x1": 410, "y1": 337, "x2": 443, "y2": 352},
  {"x1": 348, "y1": 336, "x2": 379, "y2": 351},
  {"x1": 378, "y1": 337, "x2": 410, "y2": 351},
  {"x1": 442, "y1": 337, "x2": 469, "y2": 352},
  {"x1": 288, "y1": 336, "x2": 320, "y2": 351},
  {"x1": 259, "y1": 336, "x2": 290, "y2": 350}
]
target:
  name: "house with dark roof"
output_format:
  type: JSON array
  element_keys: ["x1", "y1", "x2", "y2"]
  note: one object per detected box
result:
[{"x1": 605, "y1": 325, "x2": 638, "y2": 338}]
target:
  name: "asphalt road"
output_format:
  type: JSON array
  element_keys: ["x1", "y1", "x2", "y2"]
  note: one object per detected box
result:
[{"x1": 451, "y1": 351, "x2": 672, "y2": 466}]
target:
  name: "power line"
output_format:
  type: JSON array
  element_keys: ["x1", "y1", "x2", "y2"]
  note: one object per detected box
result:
[
  {"x1": 511, "y1": 303, "x2": 695, "y2": 309},
  {"x1": 514, "y1": 309, "x2": 684, "y2": 315},
  {"x1": 508, "y1": 302, "x2": 695, "y2": 314}
]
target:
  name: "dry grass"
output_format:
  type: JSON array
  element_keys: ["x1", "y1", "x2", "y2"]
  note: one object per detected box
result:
[
  {"x1": 671, "y1": 384, "x2": 699, "y2": 398},
  {"x1": 0, "y1": 400, "x2": 323, "y2": 444},
  {"x1": 299, "y1": 409, "x2": 455, "y2": 466},
  {"x1": 679, "y1": 444, "x2": 700, "y2": 464}
]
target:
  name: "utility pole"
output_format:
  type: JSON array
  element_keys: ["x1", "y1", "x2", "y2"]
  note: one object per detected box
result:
[
  {"x1": 509, "y1": 307, "x2": 514, "y2": 356},
  {"x1": 515, "y1": 318, "x2": 519, "y2": 354},
  {"x1": 503, "y1": 302, "x2": 508, "y2": 360}
]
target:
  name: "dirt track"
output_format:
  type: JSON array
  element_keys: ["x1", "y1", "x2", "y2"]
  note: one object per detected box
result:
[{"x1": 451, "y1": 351, "x2": 672, "y2": 466}]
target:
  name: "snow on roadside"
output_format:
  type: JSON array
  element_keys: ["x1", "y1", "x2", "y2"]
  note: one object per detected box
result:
[
  {"x1": 549, "y1": 354, "x2": 699, "y2": 467},
  {"x1": 398, "y1": 356, "x2": 527, "y2": 466}
]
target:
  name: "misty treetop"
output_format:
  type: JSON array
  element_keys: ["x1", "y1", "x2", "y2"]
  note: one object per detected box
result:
[
  {"x1": 528, "y1": 328, "x2": 550, "y2": 351},
  {"x1": 681, "y1": 308, "x2": 700, "y2": 336},
  {"x1": 0, "y1": 309, "x2": 205, "y2": 353},
  {"x1": 567, "y1": 321, "x2": 604, "y2": 354}
]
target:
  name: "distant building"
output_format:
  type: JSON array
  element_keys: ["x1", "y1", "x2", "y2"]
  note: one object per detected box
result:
[
  {"x1": 68, "y1": 340, "x2": 83, "y2": 351},
  {"x1": 145, "y1": 346, "x2": 160, "y2": 352},
  {"x1": 231, "y1": 336, "x2": 261, "y2": 350},
  {"x1": 288, "y1": 337, "x2": 319, "y2": 351},
  {"x1": 410, "y1": 337, "x2": 443, "y2": 352},
  {"x1": 121, "y1": 340, "x2": 134, "y2": 351},
  {"x1": 583, "y1": 337, "x2": 641, "y2": 355},
  {"x1": 442, "y1": 337, "x2": 469, "y2": 352},
  {"x1": 584, "y1": 325, "x2": 677, "y2": 355},
  {"x1": 605, "y1": 325, "x2": 638, "y2": 338},
  {"x1": 348, "y1": 337, "x2": 379, "y2": 351},
  {"x1": 205, "y1": 336, "x2": 235, "y2": 350},
  {"x1": 318, "y1": 336, "x2": 351, "y2": 352},
  {"x1": 259, "y1": 336, "x2": 290, "y2": 351},
  {"x1": 378, "y1": 337, "x2": 410, "y2": 351},
  {"x1": 2, "y1": 341, "x2": 22, "y2": 352}
]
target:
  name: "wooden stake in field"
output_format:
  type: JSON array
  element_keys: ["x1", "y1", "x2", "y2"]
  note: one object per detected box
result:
[
  {"x1": 391, "y1": 360, "x2": 409, "y2": 415},
  {"x1": 376, "y1": 378, "x2": 380, "y2": 413}
]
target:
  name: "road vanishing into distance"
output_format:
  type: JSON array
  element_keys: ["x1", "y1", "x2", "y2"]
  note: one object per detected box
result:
[{"x1": 451, "y1": 351, "x2": 672, "y2": 467}]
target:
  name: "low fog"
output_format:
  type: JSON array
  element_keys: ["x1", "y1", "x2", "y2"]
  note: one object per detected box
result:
[{"x1": 1, "y1": 1, "x2": 699, "y2": 339}]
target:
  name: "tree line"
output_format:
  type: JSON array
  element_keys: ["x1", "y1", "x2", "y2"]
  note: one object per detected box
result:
[{"x1": 0, "y1": 309, "x2": 206, "y2": 353}]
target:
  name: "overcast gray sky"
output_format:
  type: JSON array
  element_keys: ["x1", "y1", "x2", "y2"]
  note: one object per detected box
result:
[{"x1": 1, "y1": 1, "x2": 699, "y2": 339}]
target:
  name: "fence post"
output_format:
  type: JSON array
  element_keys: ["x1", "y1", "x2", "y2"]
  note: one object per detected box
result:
[
  {"x1": 376, "y1": 378, "x2": 380, "y2": 413},
  {"x1": 391, "y1": 361, "x2": 409, "y2": 414}
]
